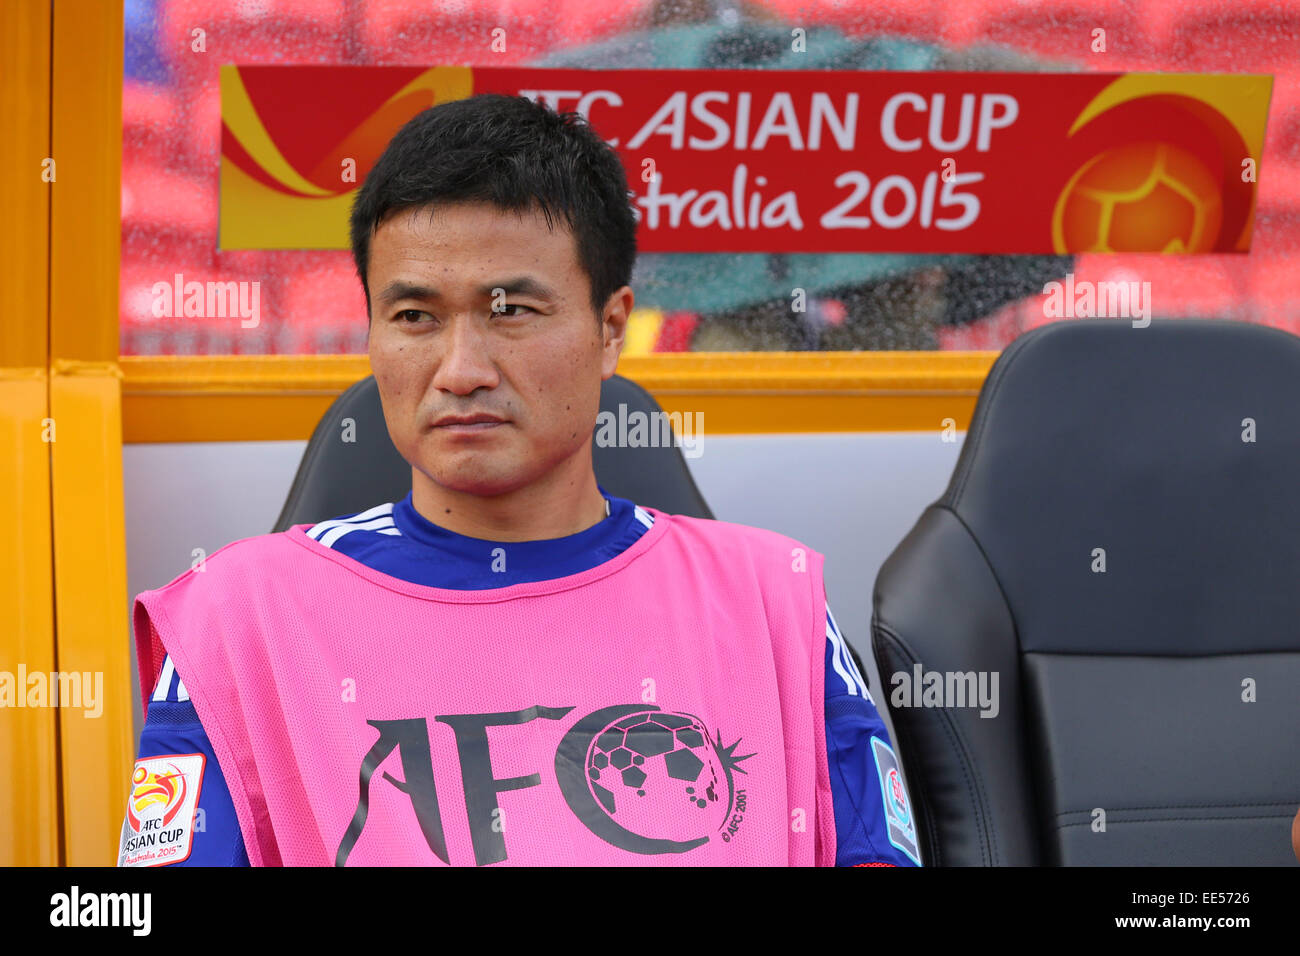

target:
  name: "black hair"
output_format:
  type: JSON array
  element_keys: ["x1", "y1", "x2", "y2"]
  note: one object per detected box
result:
[{"x1": 349, "y1": 93, "x2": 637, "y2": 322}]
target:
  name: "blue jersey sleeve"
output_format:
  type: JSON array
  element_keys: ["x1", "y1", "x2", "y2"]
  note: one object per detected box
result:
[
  {"x1": 824, "y1": 605, "x2": 922, "y2": 867},
  {"x1": 118, "y1": 655, "x2": 250, "y2": 867}
]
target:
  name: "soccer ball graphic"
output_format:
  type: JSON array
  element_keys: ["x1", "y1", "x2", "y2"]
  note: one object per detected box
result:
[
  {"x1": 585, "y1": 710, "x2": 735, "y2": 843},
  {"x1": 1052, "y1": 141, "x2": 1224, "y2": 254}
]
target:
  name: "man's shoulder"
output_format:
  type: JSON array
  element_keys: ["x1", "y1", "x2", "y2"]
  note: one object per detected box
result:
[
  {"x1": 134, "y1": 528, "x2": 304, "y2": 605},
  {"x1": 654, "y1": 510, "x2": 820, "y2": 564}
]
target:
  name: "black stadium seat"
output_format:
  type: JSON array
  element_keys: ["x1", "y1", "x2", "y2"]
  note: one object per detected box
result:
[
  {"x1": 872, "y1": 318, "x2": 1300, "y2": 865},
  {"x1": 274, "y1": 372, "x2": 714, "y2": 530}
]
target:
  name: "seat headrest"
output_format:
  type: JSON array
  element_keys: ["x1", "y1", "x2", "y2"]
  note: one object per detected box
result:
[
  {"x1": 273, "y1": 373, "x2": 713, "y2": 532},
  {"x1": 941, "y1": 318, "x2": 1300, "y2": 655}
]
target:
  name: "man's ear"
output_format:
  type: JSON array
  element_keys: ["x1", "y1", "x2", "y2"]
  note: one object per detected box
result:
[{"x1": 600, "y1": 285, "x2": 634, "y2": 380}]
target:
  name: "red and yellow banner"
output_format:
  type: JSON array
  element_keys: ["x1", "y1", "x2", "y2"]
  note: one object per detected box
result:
[{"x1": 220, "y1": 65, "x2": 1272, "y2": 255}]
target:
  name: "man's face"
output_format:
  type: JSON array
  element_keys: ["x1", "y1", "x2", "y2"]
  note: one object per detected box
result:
[{"x1": 366, "y1": 201, "x2": 629, "y2": 500}]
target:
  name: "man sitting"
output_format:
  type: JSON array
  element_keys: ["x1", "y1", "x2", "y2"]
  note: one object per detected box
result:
[{"x1": 119, "y1": 93, "x2": 921, "y2": 868}]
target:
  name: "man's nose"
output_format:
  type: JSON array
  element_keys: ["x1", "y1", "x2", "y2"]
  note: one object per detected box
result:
[{"x1": 432, "y1": 315, "x2": 499, "y2": 395}]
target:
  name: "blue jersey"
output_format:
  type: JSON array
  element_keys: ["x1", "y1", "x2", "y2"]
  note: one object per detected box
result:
[{"x1": 124, "y1": 490, "x2": 921, "y2": 867}]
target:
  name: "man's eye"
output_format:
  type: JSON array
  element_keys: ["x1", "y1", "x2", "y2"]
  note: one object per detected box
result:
[
  {"x1": 397, "y1": 310, "x2": 429, "y2": 323},
  {"x1": 495, "y1": 304, "x2": 534, "y2": 317}
]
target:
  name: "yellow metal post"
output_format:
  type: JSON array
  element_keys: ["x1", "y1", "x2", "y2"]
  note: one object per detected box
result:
[
  {"x1": 0, "y1": 0, "x2": 58, "y2": 868},
  {"x1": 49, "y1": 0, "x2": 131, "y2": 865}
]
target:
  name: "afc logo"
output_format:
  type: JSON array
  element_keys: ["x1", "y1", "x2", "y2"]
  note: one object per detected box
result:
[{"x1": 337, "y1": 703, "x2": 754, "y2": 866}]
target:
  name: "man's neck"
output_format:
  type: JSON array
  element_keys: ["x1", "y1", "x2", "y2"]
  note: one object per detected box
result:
[{"x1": 410, "y1": 466, "x2": 608, "y2": 542}]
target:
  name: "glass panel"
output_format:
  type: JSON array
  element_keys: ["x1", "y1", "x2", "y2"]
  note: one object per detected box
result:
[{"x1": 121, "y1": 0, "x2": 1299, "y2": 355}]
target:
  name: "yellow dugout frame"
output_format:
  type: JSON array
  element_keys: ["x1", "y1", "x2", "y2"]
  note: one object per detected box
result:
[{"x1": 3, "y1": 0, "x2": 992, "y2": 866}]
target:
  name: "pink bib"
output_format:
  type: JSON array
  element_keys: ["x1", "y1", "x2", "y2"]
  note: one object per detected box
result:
[{"x1": 134, "y1": 508, "x2": 835, "y2": 866}]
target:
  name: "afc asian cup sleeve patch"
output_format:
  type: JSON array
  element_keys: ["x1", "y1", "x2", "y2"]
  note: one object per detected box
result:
[
  {"x1": 870, "y1": 736, "x2": 921, "y2": 865},
  {"x1": 117, "y1": 753, "x2": 205, "y2": 867}
]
